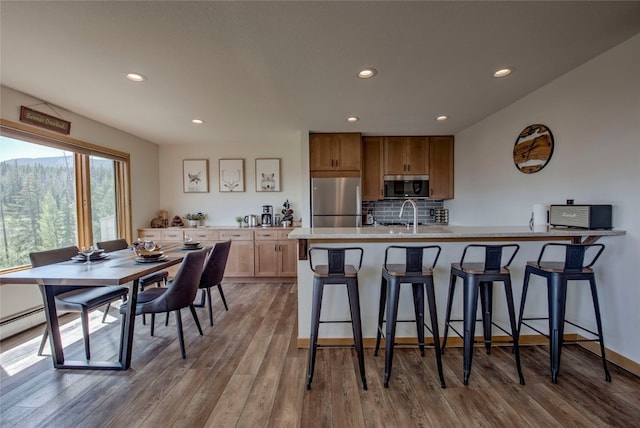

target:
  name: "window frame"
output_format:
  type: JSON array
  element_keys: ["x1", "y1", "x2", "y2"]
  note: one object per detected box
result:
[{"x1": 0, "y1": 119, "x2": 132, "y2": 271}]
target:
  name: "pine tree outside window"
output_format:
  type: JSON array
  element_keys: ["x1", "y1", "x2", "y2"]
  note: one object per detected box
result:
[{"x1": 0, "y1": 121, "x2": 131, "y2": 270}]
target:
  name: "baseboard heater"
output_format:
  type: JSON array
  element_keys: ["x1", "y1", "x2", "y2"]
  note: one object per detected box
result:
[{"x1": 0, "y1": 306, "x2": 44, "y2": 326}]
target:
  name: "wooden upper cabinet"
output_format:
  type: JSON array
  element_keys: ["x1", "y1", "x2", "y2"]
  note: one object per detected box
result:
[
  {"x1": 429, "y1": 136, "x2": 454, "y2": 200},
  {"x1": 309, "y1": 133, "x2": 361, "y2": 175},
  {"x1": 384, "y1": 136, "x2": 429, "y2": 175},
  {"x1": 309, "y1": 133, "x2": 335, "y2": 171},
  {"x1": 362, "y1": 136, "x2": 384, "y2": 200}
]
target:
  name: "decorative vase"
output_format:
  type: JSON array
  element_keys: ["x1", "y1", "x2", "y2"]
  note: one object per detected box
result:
[{"x1": 188, "y1": 220, "x2": 198, "y2": 228}]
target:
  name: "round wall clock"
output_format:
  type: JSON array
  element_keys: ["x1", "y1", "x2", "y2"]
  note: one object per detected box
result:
[{"x1": 513, "y1": 124, "x2": 554, "y2": 174}]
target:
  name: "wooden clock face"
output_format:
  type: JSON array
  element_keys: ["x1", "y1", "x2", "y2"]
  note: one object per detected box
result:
[{"x1": 513, "y1": 124, "x2": 554, "y2": 174}]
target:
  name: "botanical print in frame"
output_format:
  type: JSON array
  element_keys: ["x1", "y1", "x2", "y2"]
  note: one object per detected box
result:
[
  {"x1": 183, "y1": 159, "x2": 209, "y2": 193},
  {"x1": 219, "y1": 158, "x2": 245, "y2": 192},
  {"x1": 255, "y1": 158, "x2": 281, "y2": 192}
]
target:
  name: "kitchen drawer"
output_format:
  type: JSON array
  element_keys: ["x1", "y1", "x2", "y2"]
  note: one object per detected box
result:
[
  {"x1": 138, "y1": 229, "x2": 163, "y2": 240},
  {"x1": 219, "y1": 229, "x2": 254, "y2": 241},
  {"x1": 254, "y1": 229, "x2": 280, "y2": 241},
  {"x1": 276, "y1": 229, "x2": 292, "y2": 240},
  {"x1": 188, "y1": 230, "x2": 219, "y2": 242},
  {"x1": 255, "y1": 228, "x2": 293, "y2": 241},
  {"x1": 161, "y1": 230, "x2": 184, "y2": 241}
]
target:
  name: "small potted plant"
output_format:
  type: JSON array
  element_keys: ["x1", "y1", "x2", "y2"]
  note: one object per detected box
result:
[
  {"x1": 184, "y1": 212, "x2": 206, "y2": 228},
  {"x1": 235, "y1": 216, "x2": 244, "y2": 227}
]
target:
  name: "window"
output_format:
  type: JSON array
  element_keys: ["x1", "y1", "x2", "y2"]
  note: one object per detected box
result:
[
  {"x1": 90, "y1": 155, "x2": 117, "y2": 243},
  {"x1": 0, "y1": 121, "x2": 131, "y2": 270}
]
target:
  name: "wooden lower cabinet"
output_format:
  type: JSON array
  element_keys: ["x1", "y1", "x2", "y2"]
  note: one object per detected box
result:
[
  {"x1": 219, "y1": 230, "x2": 255, "y2": 277},
  {"x1": 254, "y1": 229, "x2": 297, "y2": 277},
  {"x1": 138, "y1": 227, "x2": 296, "y2": 279},
  {"x1": 278, "y1": 239, "x2": 297, "y2": 277}
]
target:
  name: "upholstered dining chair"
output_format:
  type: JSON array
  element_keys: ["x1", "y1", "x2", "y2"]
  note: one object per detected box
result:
[
  {"x1": 96, "y1": 239, "x2": 169, "y2": 289},
  {"x1": 119, "y1": 249, "x2": 207, "y2": 359},
  {"x1": 195, "y1": 240, "x2": 232, "y2": 326},
  {"x1": 29, "y1": 246, "x2": 129, "y2": 360}
]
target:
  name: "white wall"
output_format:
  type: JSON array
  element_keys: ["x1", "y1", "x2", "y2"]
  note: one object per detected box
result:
[
  {"x1": 157, "y1": 132, "x2": 307, "y2": 226},
  {"x1": 0, "y1": 85, "x2": 161, "y2": 337},
  {"x1": 447, "y1": 34, "x2": 640, "y2": 364},
  {"x1": 1, "y1": 86, "x2": 162, "y2": 229}
]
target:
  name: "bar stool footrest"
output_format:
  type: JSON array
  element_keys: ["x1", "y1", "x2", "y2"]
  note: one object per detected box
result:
[{"x1": 520, "y1": 318, "x2": 603, "y2": 342}]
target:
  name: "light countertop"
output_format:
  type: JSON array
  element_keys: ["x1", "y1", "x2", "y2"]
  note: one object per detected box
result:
[{"x1": 288, "y1": 225, "x2": 625, "y2": 240}]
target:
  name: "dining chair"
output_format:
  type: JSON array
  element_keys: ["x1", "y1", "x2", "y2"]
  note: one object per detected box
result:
[
  {"x1": 119, "y1": 249, "x2": 207, "y2": 359},
  {"x1": 194, "y1": 240, "x2": 232, "y2": 326},
  {"x1": 30, "y1": 246, "x2": 129, "y2": 360},
  {"x1": 96, "y1": 239, "x2": 169, "y2": 290}
]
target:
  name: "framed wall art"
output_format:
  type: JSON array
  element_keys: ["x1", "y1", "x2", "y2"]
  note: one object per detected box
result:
[
  {"x1": 219, "y1": 158, "x2": 245, "y2": 192},
  {"x1": 255, "y1": 158, "x2": 281, "y2": 192},
  {"x1": 183, "y1": 159, "x2": 209, "y2": 193}
]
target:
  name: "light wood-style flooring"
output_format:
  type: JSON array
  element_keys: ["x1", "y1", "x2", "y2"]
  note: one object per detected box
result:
[{"x1": 1, "y1": 282, "x2": 639, "y2": 427}]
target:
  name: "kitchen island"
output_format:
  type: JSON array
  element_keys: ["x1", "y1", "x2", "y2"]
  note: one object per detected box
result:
[{"x1": 289, "y1": 225, "x2": 625, "y2": 347}]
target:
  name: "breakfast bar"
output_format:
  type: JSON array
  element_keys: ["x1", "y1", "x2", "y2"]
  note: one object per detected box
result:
[{"x1": 289, "y1": 225, "x2": 626, "y2": 347}]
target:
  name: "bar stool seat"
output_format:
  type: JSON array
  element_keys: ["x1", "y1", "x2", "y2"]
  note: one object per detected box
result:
[
  {"x1": 306, "y1": 246, "x2": 367, "y2": 390},
  {"x1": 374, "y1": 245, "x2": 446, "y2": 388},
  {"x1": 443, "y1": 244, "x2": 525, "y2": 386},
  {"x1": 518, "y1": 243, "x2": 610, "y2": 384}
]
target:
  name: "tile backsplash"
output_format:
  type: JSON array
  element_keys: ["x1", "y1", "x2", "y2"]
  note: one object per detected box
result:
[{"x1": 362, "y1": 199, "x2": 444, "y2": 225}]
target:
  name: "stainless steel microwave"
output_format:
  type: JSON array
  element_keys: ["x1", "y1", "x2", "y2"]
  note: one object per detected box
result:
[{"x1": 383, "y1": 175, "x2": 429, "y2": 199}]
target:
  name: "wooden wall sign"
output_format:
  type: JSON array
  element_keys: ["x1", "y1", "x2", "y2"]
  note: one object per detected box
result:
[
  {"x1": 19, "y1": 106, "x2": 71, "y2": 134},
  {"x1": 513, "y1": 124, "x2": 554, "y2": 174}
]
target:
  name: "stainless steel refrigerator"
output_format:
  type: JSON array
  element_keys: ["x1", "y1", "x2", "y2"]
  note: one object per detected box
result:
[{"x1": 311, "y1": 177, "x2": 361, "y2": 227}]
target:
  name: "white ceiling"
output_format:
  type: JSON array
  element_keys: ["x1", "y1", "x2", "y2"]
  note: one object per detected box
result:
[{"x1": 2, "y1": 1, "x2": 640, "y2": 145}]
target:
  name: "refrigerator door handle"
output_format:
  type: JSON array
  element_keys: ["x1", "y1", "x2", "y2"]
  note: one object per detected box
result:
[{"x1": 356, "y1": 184, "x2": 362, "y2": 227}]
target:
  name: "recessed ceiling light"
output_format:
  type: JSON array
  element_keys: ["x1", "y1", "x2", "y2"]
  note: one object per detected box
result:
[
  {"x1": 124, "y1": 72, "x2": 147, "y2": 82},
  {"x1": 493, "y1": 67, "x2": 514, "y2": 78},
  {"x1": 191, "y1": 119, "x2": 204, "y2": 124},
  {"x1": 346, "y1": 116, "x2": 359, "y2": 123},
  {"x1": 435, "y1": 115, "x2": 449, "y2": 122},
  {"x1": 357, "y1": 68, "x2": 377, "y2": 79}
]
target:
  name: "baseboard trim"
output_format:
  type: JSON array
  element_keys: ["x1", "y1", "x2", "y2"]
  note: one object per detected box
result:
[{"x1": 296, "y1": 334, "x2": 640, "y2": 377}]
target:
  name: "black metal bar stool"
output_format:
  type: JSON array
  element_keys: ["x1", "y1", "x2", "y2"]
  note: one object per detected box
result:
[
  {"x1": 517, "y1": 243, "x2": 610, "y2": 384},
  {"x1": 443, "y1": 244, "x2": 524, "y2": 386},
  {"x1": 374, "y1": 245, "x2": 446, "y2": 388},
  {"x1": 306, "y1": 247, "x2": 367, "y2": 390}
]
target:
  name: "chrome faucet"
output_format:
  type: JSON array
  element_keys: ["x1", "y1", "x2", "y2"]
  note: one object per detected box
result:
[{"x1": 399, "y1": 199, "x2": 418, "y2": 233}]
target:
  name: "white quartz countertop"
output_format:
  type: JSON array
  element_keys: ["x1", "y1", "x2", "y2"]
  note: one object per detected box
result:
[{"x1": 287, "y1": 225, "x2": 626, "y2": 240}]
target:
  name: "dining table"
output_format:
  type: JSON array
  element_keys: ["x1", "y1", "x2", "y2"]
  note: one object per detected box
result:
[{"x1": 0, "y1": 244, "x2": 193, "y2": 370}]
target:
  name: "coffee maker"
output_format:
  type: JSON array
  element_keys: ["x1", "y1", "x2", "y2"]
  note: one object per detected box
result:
[{"x1": 261, "y1": 205, "x2": 273, "y2": 227}]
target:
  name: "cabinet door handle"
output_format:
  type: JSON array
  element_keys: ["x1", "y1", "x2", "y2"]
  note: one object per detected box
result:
[{"x1": 335, "y1": 159, "x2": 338, "y2": 168}]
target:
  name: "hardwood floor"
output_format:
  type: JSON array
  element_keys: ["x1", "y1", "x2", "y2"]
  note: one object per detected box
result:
[{"x1": 1, "y1": 282, "x2": 639, "y2": 427}]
